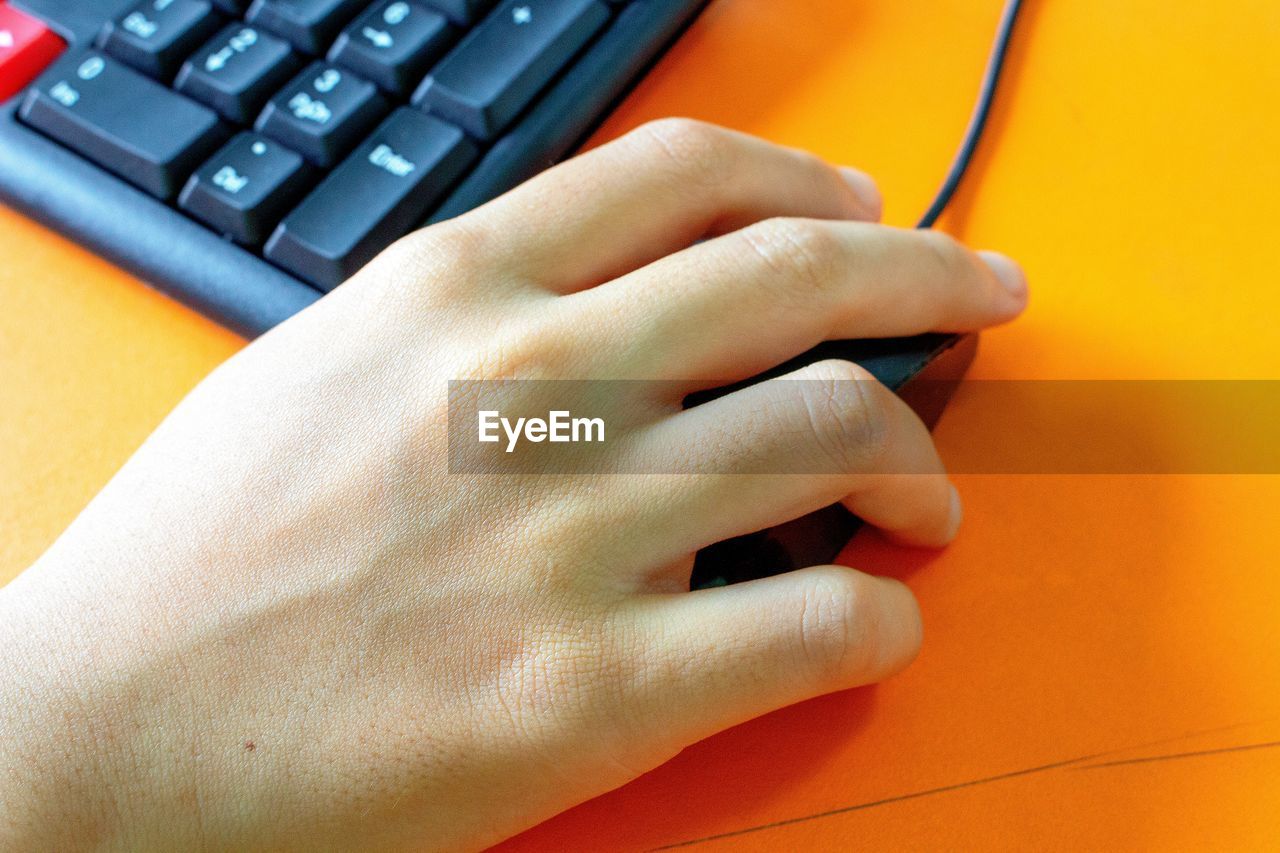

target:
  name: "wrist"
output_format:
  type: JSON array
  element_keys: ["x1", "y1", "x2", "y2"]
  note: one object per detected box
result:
[{"x1": 0, "y1": 574, "x2": 134, "y2": 849}]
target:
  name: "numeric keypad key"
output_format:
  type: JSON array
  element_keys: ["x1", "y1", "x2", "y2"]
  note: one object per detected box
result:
[
  {"x1": 246, "y1": 0, "x2": 365, "y2": 54},
  {"x1": 180, "y1": 132, "x2": 313, "y2": 245},
  {"x1": 256, "y1": 62, "x2": 387, "y2": 166},
  {"x1": 265, "y1": 108, "x2": 476, "y2": 288},
  {"x1": 177, "y1": 25, "x2": 299, "y2": 123},
  {"x1": 99, "y1": 0, "x2": 223, "y2": 80},
  {"x1": 329, "y1": 1, "x2": 453, "y2": 95},
  {"x1": 21, "y1": 51, "x2": 227, "y2": 199},
  {"x1": 413, "y1": 0, "x2": 609, "y2": 141}
]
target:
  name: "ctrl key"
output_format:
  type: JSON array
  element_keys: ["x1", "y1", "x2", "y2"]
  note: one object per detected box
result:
[{"x1": 180, "y1": 133, "x2": 312, "y2": 246}]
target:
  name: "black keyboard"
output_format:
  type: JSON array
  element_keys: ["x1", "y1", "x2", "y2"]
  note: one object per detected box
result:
[{"x1": 0, "y1": 0, "x2": 709, "y2": 335}]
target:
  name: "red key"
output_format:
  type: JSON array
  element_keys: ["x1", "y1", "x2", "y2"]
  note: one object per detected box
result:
[{"x1": 0, "y1": 2, "x2": 64, "y2": 102}]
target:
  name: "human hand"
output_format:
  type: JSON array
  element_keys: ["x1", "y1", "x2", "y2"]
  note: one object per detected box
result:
[{"x1": 0, "y1": 119, "x2": 1026, "y2": 851}]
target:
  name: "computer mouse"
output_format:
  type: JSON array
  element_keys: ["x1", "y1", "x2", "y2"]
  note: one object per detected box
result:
[{"x1": 688, "y1": 332, "x2": 977, "y2": 588}]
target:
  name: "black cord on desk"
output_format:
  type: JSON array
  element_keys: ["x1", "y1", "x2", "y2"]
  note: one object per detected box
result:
[{"x1": 916, "y1": 0, "x2": 1026, "y2": 229}]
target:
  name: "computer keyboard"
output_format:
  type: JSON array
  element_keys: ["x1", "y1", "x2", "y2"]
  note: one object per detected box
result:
[{"x1": 0, "y1": 0, "x2": 709, "y2": 335}]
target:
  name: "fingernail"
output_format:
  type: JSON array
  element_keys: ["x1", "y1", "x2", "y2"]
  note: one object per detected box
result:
[
  {"x1": 945, "y1": 484, "x2": 964, "y2": 542},
  {"x1": 977, "y1": 250, "x2": 1028, "y2": 301},
  {"x1": 838, "y1": 167, "x2": 883, "y2": 221}
]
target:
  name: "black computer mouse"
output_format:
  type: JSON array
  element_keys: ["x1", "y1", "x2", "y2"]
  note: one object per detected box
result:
[{"x1": 688, "y1": 332, "x2": 977, "y2": 588}]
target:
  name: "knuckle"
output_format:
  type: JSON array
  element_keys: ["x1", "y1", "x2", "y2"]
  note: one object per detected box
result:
[
  {"x1": 454, "y1": 297, "x2": 587, "y2": 381},
  {"x1": 463, "y1": 320, "x2": 566, "y2": 380},
  {"x1": 916, "y1": 228, "x2": 968, "y2": 279},
  {"x1": 502, "y1": 622, "x2": 609, "y2": 713},
  {"x1": 493, "y1": 616, "x2": 662, "y2": 781},
  {"x1": 790, "y1": 148, "x2": 847, "y2": 194},
  {"x1": 797, "y1": 359, "x2": 890, "y2": 471},
  {"x1": 423, "y1": 218, "x2": 492, "y2": 270},
  {"x1": 789, "y1": 146, "x2": 829, "y2": 176},
  {"x1": 741, "y1": 218, "x2": 843, "y2": 297},
  {"x1": 372, "y1": 218, "x2": 489, "y2": 287},
  {"x1": 628, "y1": 117, "x2": 735, "y2": 190},
  {"x1": 795, "y1": 571, "x2": 875, "y2": 684}
]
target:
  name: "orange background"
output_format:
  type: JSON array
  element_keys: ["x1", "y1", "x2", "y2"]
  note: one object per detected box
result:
[{"x1": 3, "y1": 0, "x2": 1279, "y2": 849}]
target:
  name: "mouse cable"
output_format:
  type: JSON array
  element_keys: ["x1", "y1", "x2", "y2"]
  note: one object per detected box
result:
[{"x1": 915, "y1": 0, "x2": 1026, "y2": 229}]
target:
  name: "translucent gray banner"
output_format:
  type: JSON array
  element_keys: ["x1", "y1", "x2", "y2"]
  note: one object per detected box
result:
[{"x1": 447, "y1": 380, "x2": 1280, "y2": 474}]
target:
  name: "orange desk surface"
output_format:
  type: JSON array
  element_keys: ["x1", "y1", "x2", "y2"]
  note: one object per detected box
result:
[{"x1": 4, "y1": 0, "x2": 1280, "y2": 849}]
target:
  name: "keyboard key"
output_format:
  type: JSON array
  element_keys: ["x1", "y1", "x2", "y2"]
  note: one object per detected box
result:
[
  {"x1": 98, "y1": 0, "x2": 222, "y2": 80},
  {"x1": 20, "y1": 51, "x2": 226, "y2": 199},
  {"x1": 412, "y1": 0, "x2": 609, "y2": 141},
  {"x1": 176, "y1": 24, "x2": 298, "y2": 123},
  {"x1": 256, "y1": 62, "x2": 386, "y2": 166},
  {"x1": 179, "y1": 132, "x2": 312, "y2": 245},
  {"x1": 265, "y1": 108, "x2": 476, "y2": 288},
  {"x1": 0, "y1": 3, "x2": 65, "y2": 102},
  {"x1": 328, "y1": 1, "x2": 452, "y2": 96},
  {"x1": 245, "y1": 0, "x2": 364, "y2": 54},
  {"x1": 419, "y1": 0, "x2": 495, "y2": 26}
]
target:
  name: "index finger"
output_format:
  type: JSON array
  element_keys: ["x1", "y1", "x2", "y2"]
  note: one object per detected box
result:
[{"x1": 456, "y1": 118, "x2": 882, "y2": 293}]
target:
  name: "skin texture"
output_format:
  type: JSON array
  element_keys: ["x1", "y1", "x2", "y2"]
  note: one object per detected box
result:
[{"x1": 0, "y1": 120, "x2": 1027, "y2": 851}]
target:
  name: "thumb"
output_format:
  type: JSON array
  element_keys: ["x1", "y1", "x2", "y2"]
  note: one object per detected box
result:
[{"x1": 632, "y1": 566, "x2": 922, "y2": 744}]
